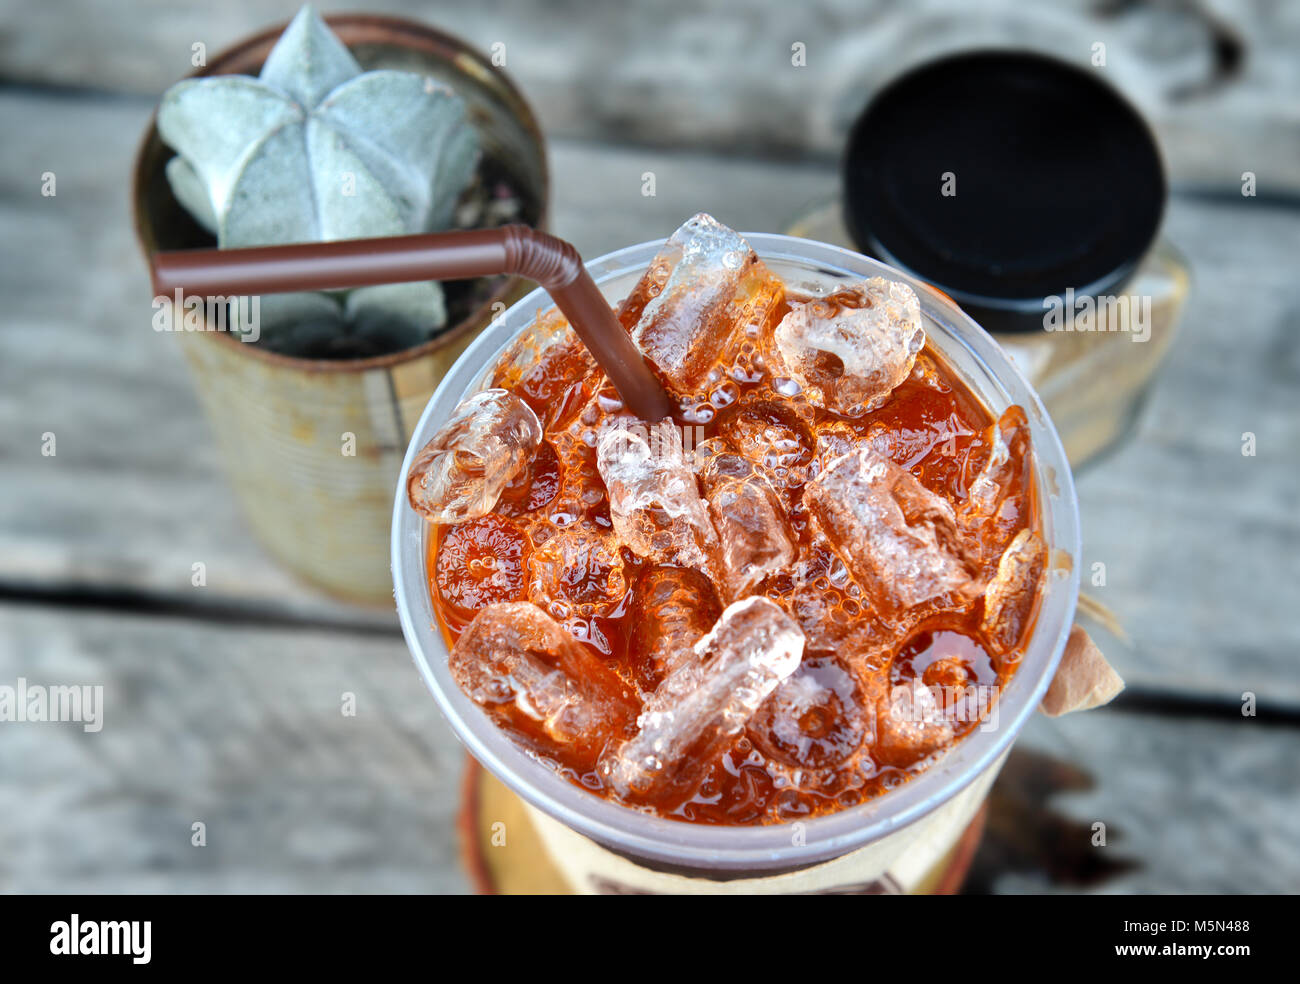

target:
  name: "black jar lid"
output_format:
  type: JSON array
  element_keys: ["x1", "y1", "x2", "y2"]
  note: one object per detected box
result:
[{"x1": 842, "y1": 50, "x2": 1166, "y2": 334}]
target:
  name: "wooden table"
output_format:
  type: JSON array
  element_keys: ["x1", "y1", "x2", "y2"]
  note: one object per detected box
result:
[{"x1": 1, "y1": 1, "x2": 1298, "y2": 894}]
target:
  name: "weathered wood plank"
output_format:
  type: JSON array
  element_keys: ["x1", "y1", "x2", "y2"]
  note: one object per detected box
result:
[
  {"x1": 1070, "y1": 199, "x2": 1300, "y2": 705},
  {"x1": 0, "y1": 603, "x2": 470, "y2": 893},
  {"x1": 979, "y1": 706, "x2": 1300, "y2": 894},
  {"x1": 2, "y1": 603, "x2": 1295, "y2": 893},
  {"x1": 1, "y1": 0, "x2": 1297, "y2": 187},
  {"x1": 0, "y1": 92, "x2": 396, "y2": 626},
  {"x1": 1, "y1": 86, "x2": 1297, "y2": 705}
]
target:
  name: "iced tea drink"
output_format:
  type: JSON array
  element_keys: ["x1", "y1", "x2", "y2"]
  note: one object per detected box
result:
[{"x1": 406, "y1": 215, "x2": 1045, "y2": 825}]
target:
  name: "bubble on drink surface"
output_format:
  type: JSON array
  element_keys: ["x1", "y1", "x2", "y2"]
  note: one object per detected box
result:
[
  {"x1": 449, "y1": 602, "x2": 638, "y2": 768},
  {"x1": 601, "y1": 596, "x2": 804, "y2": 806},
  {"x1": 805, "y1": 447, "x2": 978, "y2": 609},
  {"x1": 595, "y1": 419, "x2": 719, "y2": 574},
  {"x1": 406, "y1": 389, "x2": 543, "y2": 525},
  {"x1": 700, "y1": 450, "x2": 796, "y2": 600},
  {"x1": 527, "y1": 528, "x2": 630, "y2": 620},
  {"x1": 981, "y1": 528, "x2": 1047, "y2": 655},
  {"x1": 623, "y1": 213, "x2": 785, "y2": 393},
  {"x1": 627, "y1": 566, "x2": 721, "y2": 686},
  {"x1": 774, "y1": 278, "x2": 925, "y2": 417},
  {"x1": 750, "y1": 655, "x2": 868, "y2": 771}
]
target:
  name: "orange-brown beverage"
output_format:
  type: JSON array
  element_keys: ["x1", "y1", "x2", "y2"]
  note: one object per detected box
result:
[{"x1": 408, "y1": 214, "x2": 1044, "y2": 826}]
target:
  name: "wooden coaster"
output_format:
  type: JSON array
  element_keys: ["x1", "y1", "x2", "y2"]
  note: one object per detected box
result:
[
  {"x1": 458, "y1": 756, "x2": 987, "y2": 895},
  {"x1": 458, "y1": 756, "x2": 570, "y2": 894}
]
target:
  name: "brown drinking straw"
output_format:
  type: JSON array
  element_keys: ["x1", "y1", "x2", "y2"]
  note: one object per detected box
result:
[{"x1": 150, "y1": 226, "x2": 675, "y2": 423}]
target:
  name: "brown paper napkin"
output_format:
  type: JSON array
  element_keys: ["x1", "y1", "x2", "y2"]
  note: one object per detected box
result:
[{"x1": 1039, "y1": 624, "x2": 1125, "y2": 716}]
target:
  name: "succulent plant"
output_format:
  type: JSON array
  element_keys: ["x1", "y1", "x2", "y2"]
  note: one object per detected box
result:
[{"x1": 157, "y1": 5, "x2": 481, "y2": 357}]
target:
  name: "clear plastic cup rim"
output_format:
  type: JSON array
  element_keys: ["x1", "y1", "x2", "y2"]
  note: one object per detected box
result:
[{"x1": 391, "y1": 232, "x2": 1081, "y2": 871}]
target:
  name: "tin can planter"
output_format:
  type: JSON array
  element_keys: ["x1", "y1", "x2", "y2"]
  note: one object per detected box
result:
[{"x1": 132, "y1": 14, "x2": 548, "y2": 603}]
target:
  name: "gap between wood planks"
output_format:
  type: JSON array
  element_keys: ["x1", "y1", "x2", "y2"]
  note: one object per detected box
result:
[
  {"x1": 0, "y1": 581, "x2": 402, "y2": 639},
  {"x1": 4, "y1": 583, "x2": 1299, "y2": 727}
]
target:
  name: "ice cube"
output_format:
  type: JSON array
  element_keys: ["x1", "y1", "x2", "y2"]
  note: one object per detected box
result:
[
  {"x1": 981, "y1": 529, "x2": 1047, "y2": 655},
  {"x1": 406, "y1": 389, "x2": 543, "y2": 525},
  {"x1": 776, "y1": 580, "x2": 852, "y2": 655},
  {"x1": 961, "y1": 406, "x2": 1033, "y2": 561},
  {"x1": 527, "y1": 529, "x2": 630, "y2": 620},
  {"x1": 774, "y1": 278, "x2": 925, "y2": 417},
  {"x1": 595, "y1": 419, "x2": 719, "y2": 573},
  {"x1": 812, "y1": 420, "x2": 860, "y2": 468},
  {"x1": 622, "y1": 213, "x2": 784, "y2": 393},
  {"x1": 433, "y1": 514, "x2": 530, "y2": 616},
  {"x1": 601, "y1": 596, "x2": 804, "y2": 805},
  {"x1": 542, "y1": 382, "x2": 623, "y2": 529},
  {"x1": 872, "y1": 678, "x2": 956, "y2": 769},
  {"x1": 490, "y1": 307, "x2": 600, "y2": 429},
  {"x1": 449, "y1": 602, "x2": 637, "y2": 768},
  {"x1": 715, "y1": 398, "x2": 815, "y2": 489},
  {"x1": 628, "y1": 566, "x2": 722, "y2": 685},
  {"x1": 496, "y1": 439, "x2": 561, "y2": 518},
  {"x1": 774, "y1": 574, "x2": 898, "y2": 668},
  {"x1": 700, "y1": 450, "x2": 796, "y2": 599},
  {"x1": 750, "y1": 655, "x2": 868, "y2": 771},
  {"x1": 964, "y1": 406, "x2": 1029, "y2": 514},
  {"x1": 805, "y1": 447, "x2": 977, "y2": 609}
]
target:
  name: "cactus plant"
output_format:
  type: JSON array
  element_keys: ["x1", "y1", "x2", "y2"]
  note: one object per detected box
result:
[{"x1": 156, "y1": 5, "x2": 481, "y2": 357}]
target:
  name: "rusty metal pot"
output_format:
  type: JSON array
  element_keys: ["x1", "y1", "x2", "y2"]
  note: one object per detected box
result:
[{"x1": 132, "y1": 14, "x2": 549, "y2": 603}]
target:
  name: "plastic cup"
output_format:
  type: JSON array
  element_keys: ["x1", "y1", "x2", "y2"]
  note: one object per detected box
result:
[{"x1": 392, "y1": 233, "x2": 1080, "y2": 879}]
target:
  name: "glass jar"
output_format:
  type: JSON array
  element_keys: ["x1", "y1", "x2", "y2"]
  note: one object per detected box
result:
[{"x1": 785, "y1": 200, "x2": 1190, "y2": 467}]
